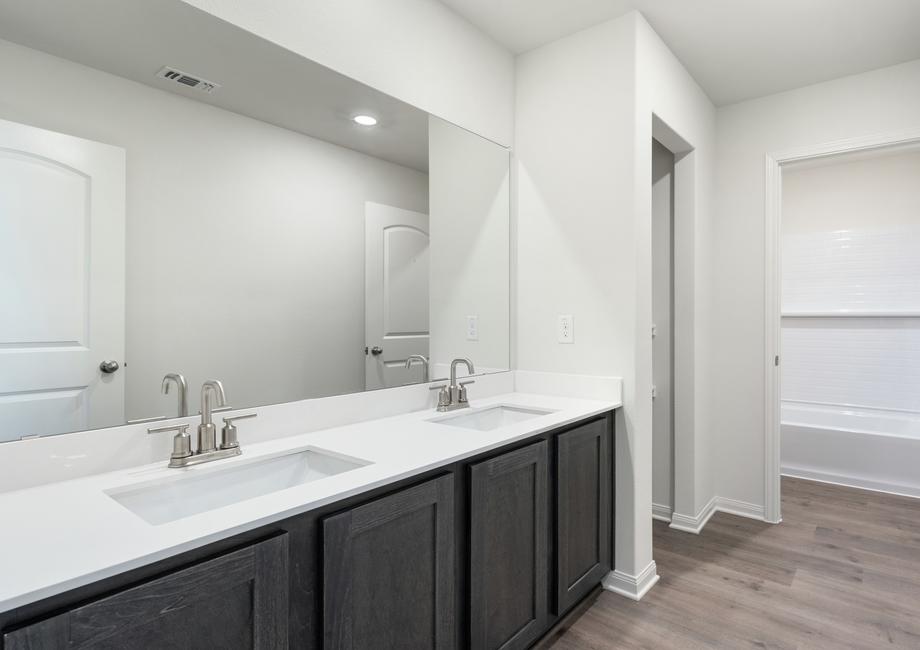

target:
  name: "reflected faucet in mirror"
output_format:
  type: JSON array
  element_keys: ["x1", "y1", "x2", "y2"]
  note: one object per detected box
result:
[
  {"x1": 405, "y1": 355, "x2": 430, "y2": 383},
  {"x1": 161, "y1": 373, "x2": 189, "y2": 418}
]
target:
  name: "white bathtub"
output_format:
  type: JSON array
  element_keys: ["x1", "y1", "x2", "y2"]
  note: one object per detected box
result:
[{"x1": 781, "y1": 402, "x2": 920, "y2": 498}]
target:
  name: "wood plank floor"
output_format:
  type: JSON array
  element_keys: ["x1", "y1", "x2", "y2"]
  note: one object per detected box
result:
[{"x1": 548, "y1": 477, "x2": 920, "y2": 649}]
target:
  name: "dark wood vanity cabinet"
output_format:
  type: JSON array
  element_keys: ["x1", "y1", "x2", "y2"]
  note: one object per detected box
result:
[
  {"x1": 555, "y1": 418, "x2": 612, "y2": 613},
  {"x1": 3, "y1": 534, "x2": 289, "y2": 650},
  {"x1": 322, "y1": 475, "x2": 456, "y2": 650},
  {"x1": 1, "y1": 413, "x2": 615, "y2": 650},
  {"x1": 470, "y1": 441, "x2": 550, "y2": 650}
]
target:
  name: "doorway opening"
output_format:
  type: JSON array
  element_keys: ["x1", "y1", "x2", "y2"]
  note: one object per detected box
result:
[
  {"x1": 764, "y1": 131, "x2": 920, "y2": 522},
  {"x1": 649, "y1": 115, "x2": 699, "y2": 531},
  {"x1": 651, "y1": 138, "x2": 676, "y2": 522}
]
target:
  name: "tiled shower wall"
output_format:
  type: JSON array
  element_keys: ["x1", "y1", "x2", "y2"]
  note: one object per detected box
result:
[
  {"x1": 781, "y1": 149, "x2": 920, "y2": 415},
  {"x1": 782, "y1": 226, "x2": 920, "y2": 413}
]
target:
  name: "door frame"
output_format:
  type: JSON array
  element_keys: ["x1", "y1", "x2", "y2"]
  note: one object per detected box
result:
[
  {"x1": 651, "y1": 115, "x2": 697, "y2": 528},
  {"x1": 762, "y1": 127, "x2": 920, "y2": 524}
]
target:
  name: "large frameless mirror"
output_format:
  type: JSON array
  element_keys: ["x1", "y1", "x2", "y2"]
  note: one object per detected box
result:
[{"x1": 0, "y1": 0, "x2": 510, "y2": 443}]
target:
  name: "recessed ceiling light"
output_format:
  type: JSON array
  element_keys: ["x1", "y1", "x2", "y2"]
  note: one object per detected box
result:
[{"x1": 353, "y1": 114, "x2": 378, "y2": 126}]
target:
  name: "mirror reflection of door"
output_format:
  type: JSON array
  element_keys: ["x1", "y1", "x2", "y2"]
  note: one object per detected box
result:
[
  {"x1": 0, "y1": 118, "x2": 126, "y2": 442},
  {"x1": 364, "y1": 202, "x2": 430, "y2": 390}
]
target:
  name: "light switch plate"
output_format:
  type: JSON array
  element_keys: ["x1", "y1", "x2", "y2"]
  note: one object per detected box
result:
[
  {"x1": 557, "y1": 314, "x2": 574, "y2": 344},
  {"x1": 466, "y1": 315, "x2": 479, "y2": 341}
]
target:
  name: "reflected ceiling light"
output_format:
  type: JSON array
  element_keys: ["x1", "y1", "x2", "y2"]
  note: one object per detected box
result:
[{"x1": 353, "y1": 114, "x2": 378, "y2": 126}]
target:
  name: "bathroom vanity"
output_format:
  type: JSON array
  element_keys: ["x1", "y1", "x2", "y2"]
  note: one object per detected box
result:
[
  {"x1": 0, "y1": 395, "x2": 617, "y2": 649},
  {"x1": 0, "y1": 2, "x2": 621, "y2": 647}
]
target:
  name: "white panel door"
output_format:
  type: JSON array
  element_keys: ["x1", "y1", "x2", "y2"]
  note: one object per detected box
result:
[
  {"x1": 0, "y1": 118, "x2": 125, "y2": 442},
  {"x1": 365, "y1": 202, "x2": 429, "y2": 390}
]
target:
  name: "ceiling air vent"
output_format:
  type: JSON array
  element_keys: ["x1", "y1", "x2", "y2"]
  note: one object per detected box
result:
[{"x1": 156, "y1": 66, "x2": 221, "y2": 94}]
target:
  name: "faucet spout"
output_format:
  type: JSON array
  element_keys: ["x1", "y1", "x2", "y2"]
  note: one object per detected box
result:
[
  {"x1": 200, "y1": 379, "x2": 226, "y2": 425},
  {"x1": 449, "y1": 358, "x2": 474, "y2": 386},
  {"x1": 198, "y1": 380, "x2": 226, "y2": 453}
]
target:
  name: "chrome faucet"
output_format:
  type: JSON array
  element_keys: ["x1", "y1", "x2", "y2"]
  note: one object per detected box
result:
[
  {"x1": 149, "y1": 379, "x2": 257, "y2": 468},
  {"x1": 161, "y1": 373, "x2": 189, "y2": 417},
  {"x1": 405, "y1": 355, "x2": 430, "y2": 382},
  {"x1": 198, "y1": 379, "x2": 226, "y2": 454},
  {"x1": 435, "y1": 358, "x2": 475, "y2": 412}
]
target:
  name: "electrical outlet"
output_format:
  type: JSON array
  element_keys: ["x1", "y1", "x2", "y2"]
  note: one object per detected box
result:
[
  {"x1": 466, "y1": 315, "x2": 479, "y2": 341},
  {"x1": 557, "y1": 314, "x2": 574, "y2": 344}
]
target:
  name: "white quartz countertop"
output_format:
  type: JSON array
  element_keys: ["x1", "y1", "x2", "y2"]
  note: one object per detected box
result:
[{"x1": 0, "y1": 391, "x2": 619, "y2": 613}]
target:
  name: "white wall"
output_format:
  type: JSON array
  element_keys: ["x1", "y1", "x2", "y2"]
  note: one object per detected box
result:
[
  {"x1": 0, "y1": 39, "x2": 428, "y2": 420},
  {"x1": 651, "y1": 140, "x2": 674, "y2": 512},
  {"x1": 180, "y1": 0, "x2": 514, "y2": 147},
  {"x1": 713, "y1": 59, "x2": 920, "y2": 507},
  {"x1": 515, "y1": 14, "x2": 643, "y2": 578},
  {"x1": 515, "y1": 11, "x2": 715, "y2": 586},
  {"x1": 428, "y1": 116, "x2": 510, "y2": 373}
]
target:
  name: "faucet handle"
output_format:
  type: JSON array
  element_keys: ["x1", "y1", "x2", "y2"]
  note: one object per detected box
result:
[
  {"x1": 457, "y1": 378, "x2": 476, "y2": 404},
  {"x1": 221, "y1": 413, "x2": 257, "y2": 450},
  {"x1": 428, "y1": 383, "x2": 453, "y2": 410},
  {"x1": 147, "y1": 424, "x2": 192, "y2": 466},
  {"x1": 148, "y1": 423, "x2": 191, "y2": 435}
]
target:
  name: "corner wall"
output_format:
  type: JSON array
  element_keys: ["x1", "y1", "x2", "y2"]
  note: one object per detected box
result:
[
  {"x1": 515, "y1": 14, "x2": 644, "y2": 582},
  {"x1": 713, "y1": 59, "x2": 920, "y2": 509},
  {"x1": 428, "y1": 116, "x2": 511, "y2": 372},
  {"x1": 515, "y1": 11, "x2": 716, "y2": 593},
  {"x1": 634, "y1": 15, "x2": 717, "y2": 523}
]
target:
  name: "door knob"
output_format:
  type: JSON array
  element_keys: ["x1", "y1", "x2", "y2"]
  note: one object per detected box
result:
[
  {"x1": 99, "y1": 360, "x2": 120, "y2": 374},
  {"x1": 370, "y1": 346, "x2": 383, "y2": 356}
]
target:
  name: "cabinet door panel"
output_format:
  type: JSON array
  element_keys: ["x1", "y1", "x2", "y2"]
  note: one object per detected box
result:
[
  {"x1": 470, "y1": 440, "x2": 549, "y2": 650},
  {"x1": 4, "y1": 535, "x2": 289, "y2": 650},
  {"x1": 323, "y1": 474, "x2": 455, "y2": 650},
  {"x1": 556, "y1": 419, "x2": 611, "y2": 613}
]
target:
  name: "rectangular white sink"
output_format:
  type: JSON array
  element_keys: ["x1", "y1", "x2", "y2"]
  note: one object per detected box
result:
[
  {"x1": 430, "y1": 405, "x2": 556, "y2": 432},
  {"x1": 106, "y1": 447, "x2": 370, "y2": 525}
]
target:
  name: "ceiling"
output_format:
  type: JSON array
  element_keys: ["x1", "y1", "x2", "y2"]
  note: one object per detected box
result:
[
  {"x1": 437, "y1": 0, "x2": 920, "y2": 105},
  {"x1": 0, "y1": 0, "x2": 430, "y2": 171}
]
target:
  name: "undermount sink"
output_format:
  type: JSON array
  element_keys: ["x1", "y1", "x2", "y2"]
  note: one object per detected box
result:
[
  {"x1": 106, "y1": 447, "x2": 371, "y2": 525},
  {"x1": 430, "y1": 405, "x2": 556, "y2": 432}
]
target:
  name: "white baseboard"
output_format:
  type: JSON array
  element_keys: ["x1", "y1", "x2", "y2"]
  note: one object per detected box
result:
[
  {"x1": 714, "y1": 496, "x2": 766, "y2": 521},
  {"x1": 652, "y1": 502, "x2": 672, "y2": 522},
  {"x1": 669, "y1": 496, "x2": 766, "y2": 535},
  {"x1": 782, "y1": 466, "x2": 920, "y2": 500},
  {"x1": 669, "y1": 496, "x2": 717, "y2": 534},
  {"x1": 602, "y1": 560, "x2": 659, "y2": 601}
]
